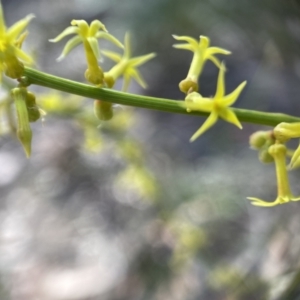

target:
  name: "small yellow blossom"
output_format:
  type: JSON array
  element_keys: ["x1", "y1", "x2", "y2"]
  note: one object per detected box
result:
[
  {"x1": 50, "y1": 19, "x2": 123, "y2": 85},
  {"x1": 102, "y1": 32, "x2": 156, "y2": 91},
  {"x1": 274, "y1": 122, "x2": 300, "y2": 169},
  {"x1": 248, "y1": 143, "x2": 300, "y2": 207},
  {"x1": 185, "y1": 63, "x2": 246, "y2": 142},
  {"x1": 0, "y1": 3, "x2": 34, "y2": 82},
  {"x1": 274, "y1": 122, "x2": 300, "y2": 142},
  {"x1": 173, "y1": 35, "x2": 231, "y2": 93}
]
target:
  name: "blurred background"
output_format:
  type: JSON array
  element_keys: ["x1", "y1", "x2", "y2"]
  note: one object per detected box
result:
[{"x1": 1, "y1": 0, "x2": 300, "y2": 299}]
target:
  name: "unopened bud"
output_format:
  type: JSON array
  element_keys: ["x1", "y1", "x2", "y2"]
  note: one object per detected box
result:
[
  {"x1": 85, "y1": 67, "x2": 104, "y2": 85},
  {"x1": 179, "y1": 78, "x2": 198, "y2": 94},
  {"x1": 259, "y1": 148, "x2": 274, "y2": 164},
  {"x1": 249, "y1": 131, "x2": 273, "y2": 150},
  {"x1": 25, "y1": 91, "x2": 40, "y2": 122},
  {"x1": 104, "y1": 73, "x2": 115, "y2": 88},
  {"x1": 94, "y1": 100, "x2": 113, "y2": 121},
  {"x1": 11, "y1": 87, "x2": 32, "y2": 157}
]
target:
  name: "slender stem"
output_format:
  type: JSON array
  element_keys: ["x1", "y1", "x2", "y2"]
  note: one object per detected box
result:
[{"x1": 23, "y1": 67, "x2": 300, "y2": 127}]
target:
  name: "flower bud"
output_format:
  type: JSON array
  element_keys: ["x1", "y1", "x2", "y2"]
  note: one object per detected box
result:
[
  {"x1": 179, "y1": 78, "x2": 198, "y2": 94},
  {"x1": 249, "y1": 130, "x2": 273, "y2": 150},
  {"x1": 94, "y1": 100, "x2": 113, "y2": 121},
  {"x1": 104, "y1": 73, "x2": 115, "y2": 88},
  {"x1": 84, "y1": 67, "x2": 104, "y2": 85},
  {"x1": 258, "y1": 148, "x2": 274, "y2": 164},
  {"x1": 25, "y1": 91, "x2": 40, "y2": 122},
  {"x1": 11, "y1": 87, "x2": 32, "y2": 157},
  {"x1": 268, "y1": 143, "x2": 286, "y2": 158}
]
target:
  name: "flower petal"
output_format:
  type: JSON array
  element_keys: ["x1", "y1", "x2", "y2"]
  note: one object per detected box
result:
[
  {"x1": 222, "y1": 81, "x2": 247, "y2": 107},
  {"x1": 190, "y1": 111, "x2": 218, "y2": 142},
  {"x1": 172, "y1": 43, "x2": 194, "y2": 51},
  {"x1": 14, "y1": 46, "x2": 33, "y2": 63},
  {"x1": 101, "y1": 50, "x2": 121, "y2": 62},
  {"x1": 274, "y1": 122, "x2": 300, "y2": 142},
  {"x1": 207, "y1": 55, "x2": 222, "y2": 69},
  {"x1": 129, "y1": 68, "x2": 147, "y2": 89},
  {"x1": 205, "y1": 47, "x2": 231, "y2": 56},
  {"x1": 129, "y1": 53, "x2": 156, "y2": 67},
  {"x1": 87, "y1": 36, "x2": 100, "y2": 59},
  {"x1": 0, "y1": 3, "x2": 6, "y2": 36},
  {"x1": 71, "y1": 19, "x2": 89, "y2": 37},
  {"x1": 96, "y1": 31, "x2": 124, "y2": 48},
  {"x1": 172, "y1": 35, "x2": 198, "y2": 50},
  {"x1": 89, "y1": 20, "x2": 107, "y2": 36},
  {"x1": 247, "y1": 197, "x2": 281, "y2": 207},
  {"x1": 290, "y1": 142, "x2": 300, "y2": 169},
  {"x1": 49, "y1": 26, "x2": 79, "y2": 42},
  {"x1": 218, "y1": 107, "x2": 242, "y2": 129},
  {"x1": 199, "y1": 35, "x2": 210, "y2": 49},
  {"x1": 214, "y1": 62, "x2": 226, "y2": 99},
  {"x1": 123, "y1": 32, "x2": 131, "y2": 59},
  {"x1": 7, "y1": 14, "x2": 35, "y2": 42},
  {"x1": 56, "y1": 35, "x2": 81, "y2": 61}
]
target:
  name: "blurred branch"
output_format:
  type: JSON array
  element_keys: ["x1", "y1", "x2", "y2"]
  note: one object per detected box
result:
[{"x1": 24, "y1": 67, "x2": 300, "y2": 127}]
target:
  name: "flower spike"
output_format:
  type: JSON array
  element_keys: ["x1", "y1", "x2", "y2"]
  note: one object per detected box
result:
[
  {"x1": 102, "y1": 32, "x2": 156, "y2": 91},
  {"x1": 185, "y1": 63, "x2": 246, "y2": 142},
  {"x1": 248, "y1": 143, "x2": 300, "y2": 207},
  {"x1": 173, "y1": 35, "x2": 231, "y2": 94}
]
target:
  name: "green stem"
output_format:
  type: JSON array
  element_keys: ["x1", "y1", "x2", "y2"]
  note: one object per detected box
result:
[{"x1": 23, "y1": 67, "x2": 300, "y2": 127}]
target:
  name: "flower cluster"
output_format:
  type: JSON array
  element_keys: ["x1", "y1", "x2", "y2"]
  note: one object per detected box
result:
[
  {"x1": 173, "y1": 35, "x2": 246, "y2": 141},
  {"x1": 51, "y1": 23, "x2": 155, "y2": 121},
  {"x1": 248, "y1": 124, "x2": 300, "y2": 207}
]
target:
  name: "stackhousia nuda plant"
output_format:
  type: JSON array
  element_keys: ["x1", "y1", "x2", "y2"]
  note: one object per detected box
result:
[{"x1": 1, "y1": 2, "x2": 300, "y2": 207}]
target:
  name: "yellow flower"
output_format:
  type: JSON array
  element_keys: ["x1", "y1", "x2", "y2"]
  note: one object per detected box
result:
[
  {"x1": 185, "y1": 63, "x2": 246, "y2": 142},
  {"x1": 0, "y1": 3, "x2": 34, "y2": 82},
  {"x1": 50, "y1": 19, "x2": 123, "y2": 85},
  {"x1": 274, "y1": 122, "x2": 300, "y2": 142},
  {"x1": 274, "y1": 122, "x2": 300, "y2": 169},
  {"x1": 248, "y1": 143, "x2": 300, "y2": 207},
  {"x1": 102, "y1": 32, "x2": 156, "y2": 91},
  {"x1": 173, "y1": 35, "x2": 231, "y2": 93}
]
